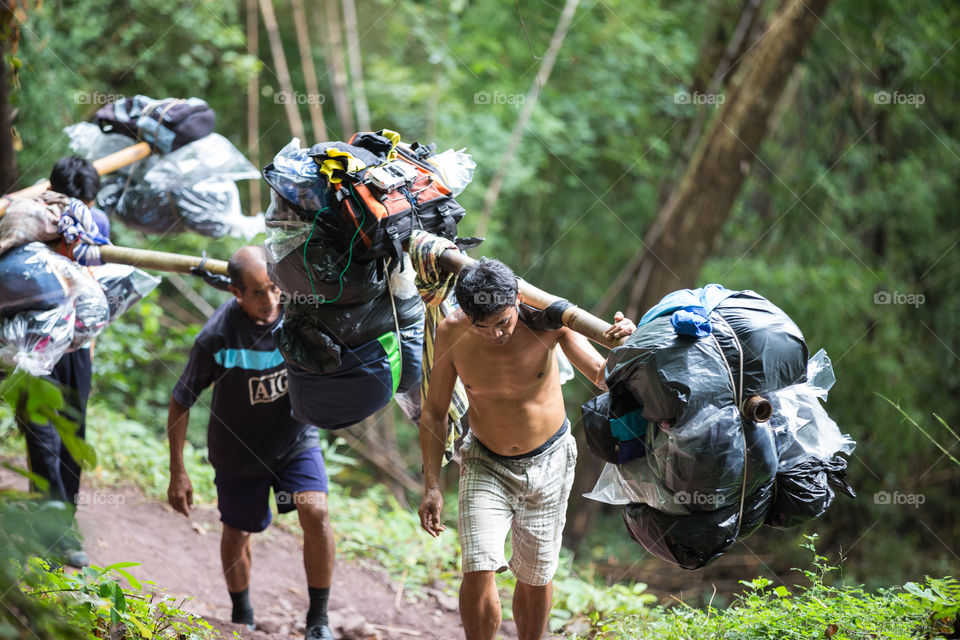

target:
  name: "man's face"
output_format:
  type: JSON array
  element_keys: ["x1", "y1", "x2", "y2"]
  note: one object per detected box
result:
[
  {"x1": 470, "y1": 304, "x2": 520, "y2": 345},
  {"x1": 231, "y1": 263, "x2": 281, "y2": 325}
]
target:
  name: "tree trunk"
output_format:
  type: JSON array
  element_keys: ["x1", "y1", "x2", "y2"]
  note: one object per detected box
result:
[
  {"x1": 678, "y1": 0, "x2": 768, "y2": 164},
  {"x1": 246, "y1": 0, "x2": 262, "y2": 211},
  {"x1": 259, "y1": 0, "x2": 306, "y2": 142},
  {"x1": 291, "y1": 0, "x2": 328, "y2": 142},
  {"x1": 0, "y1": 1, "x2": 20, "y2": 193},
  {"x1": 620, "y1": 0, "x2": 832, "y2": 319},
  {"x1": 341, "y1": 0, "x2": 371, "y2": 132},
  {"x1": 474, "y1": 0, "x2": 580, "y2": 239},
  {"x1": 319, "y1": 0, "x2": 354, "y2": 137}
]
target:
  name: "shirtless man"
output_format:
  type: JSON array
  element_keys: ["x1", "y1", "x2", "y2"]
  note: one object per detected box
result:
[{"x1": 417, "y1": 257, "x2": 635, "y2": 640}]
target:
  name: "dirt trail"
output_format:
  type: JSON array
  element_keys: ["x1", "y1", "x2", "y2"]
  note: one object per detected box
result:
[{"x1": 0, "y1": 469, "x2": 520, "y2": 640}]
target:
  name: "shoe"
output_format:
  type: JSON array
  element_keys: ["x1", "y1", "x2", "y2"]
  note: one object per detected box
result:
[
  {"x1": 64, "y1": 549, "x2": 90, "y2": 568},
  {"x1": 305, "y1": 624, "x2": 334, "y2": 640}
]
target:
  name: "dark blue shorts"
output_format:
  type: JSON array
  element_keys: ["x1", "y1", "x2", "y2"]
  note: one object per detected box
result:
[{"x1": 214, "y1": 446, "x2": 328, "y2": 533}]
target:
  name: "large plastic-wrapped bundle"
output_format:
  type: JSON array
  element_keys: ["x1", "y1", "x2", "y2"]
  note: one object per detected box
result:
[
  {"x1": 0, "y1": 243, "x2": 104, "y2": 374},
  {"x1": 0, "y1": 244, "x2": 160, "y2": 375},
  {"x1": 583, "y1": 286, "x2": 855, "y2": 569},
  {"x1": 65, "y1": 122, "x2": 263, "y2": 238}
]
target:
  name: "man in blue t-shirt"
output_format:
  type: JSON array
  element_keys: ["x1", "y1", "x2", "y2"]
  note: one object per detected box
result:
[{"x1": 166, "y1": 246, "x2": 334, "y2": 640}]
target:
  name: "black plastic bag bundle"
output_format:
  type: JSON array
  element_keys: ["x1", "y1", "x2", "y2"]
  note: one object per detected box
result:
[
  {"x1": 65, "y1": 122, "x2": 262, "y2": 238},
  {"x1": 584, "y1": 287, "x2": 855, "y2": 569}
]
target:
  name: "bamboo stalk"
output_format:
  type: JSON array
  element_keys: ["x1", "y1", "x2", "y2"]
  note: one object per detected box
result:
[
  {"x1": 260, "y1": 0, "x2": 307, "y2": 142},
  {"x1": 321, "y1": 0, "x2": 354, "y2": 135},
  {"x1": 0, "y1": 141, "x2": 152, "y2": 216},
  {"x1": 291, "y1": 0, "x2": 328, "y2": 142},
  {"x1": 246, "y1": 0, "x2": 262, "y2": 212},
  {"x1": 341, "y1": 0, "x2": 371, "y2": 131}
]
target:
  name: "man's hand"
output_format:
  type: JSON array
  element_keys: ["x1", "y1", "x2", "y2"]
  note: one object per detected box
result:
[
  {"x1": 603, "y1": 311, "x2": 636, "y2": 342},
  {"x1": 418, "y1": 487, "x2": 446, "y2": 537},
  {"x1": 168, "y1": 470, "x2": 193, "y2": 516}
]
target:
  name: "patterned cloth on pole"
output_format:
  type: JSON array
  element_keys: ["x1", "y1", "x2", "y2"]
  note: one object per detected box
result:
[
  {"x1": 57, "y1": 199, "x2": 110, "y2": 266},
  {"x1": 0, "y1": 191, "x2": 72, "y2": 255},
  {"x1": 409, "y1": 230, "x2": 469, "y2": 463}
]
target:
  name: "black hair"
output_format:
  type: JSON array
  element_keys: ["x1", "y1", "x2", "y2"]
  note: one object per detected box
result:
[
  {"x1": 455, "y1": 257, "x2": 519, "y2": 321},
  {"x1": 49, "y1": 156, "x2": 100, "y2": 202},
  {"x1": 227, "y1": 246, "x2": 266, "y2": 292}
]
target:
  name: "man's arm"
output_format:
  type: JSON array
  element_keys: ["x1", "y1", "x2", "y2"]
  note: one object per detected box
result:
[
  {"x1": 166, "y1": 337, "x2": 217, "y2": 516},
  {"x1": 166, "y1": 396, "x2": 193, "y2": 516},
  {"x1": 558, "y1": 311, "x2": 636, "y2": 389},
  {"x1": 417, "y1": 321, "x2": 460, "y2": 537}
]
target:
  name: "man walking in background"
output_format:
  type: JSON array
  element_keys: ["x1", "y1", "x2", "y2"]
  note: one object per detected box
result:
[
  {"x1": 166, "y1": 246, "x2": 335, "y2": 640},
  {"x1": 16, "y1": 156, "x2": 110, "y2": 568}
]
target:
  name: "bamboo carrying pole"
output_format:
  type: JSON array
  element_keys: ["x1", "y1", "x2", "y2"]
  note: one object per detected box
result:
[
  {"x1": 99, "y1": 245, "x2": 228, "y2": 276},
  {"x1": 0, "y1": 141, "x2": 152, "y2": 217},
  {"x1": 435, "y1": 248, "x2": 624, "y2": 349},
  {"x1": 94, "y1": 243, "x2": 621, "y2": 348}
]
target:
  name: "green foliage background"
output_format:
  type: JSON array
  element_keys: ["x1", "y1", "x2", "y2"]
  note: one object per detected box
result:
[{"x1": 5, "y1": 0, "x2": 958, "y2": 609}]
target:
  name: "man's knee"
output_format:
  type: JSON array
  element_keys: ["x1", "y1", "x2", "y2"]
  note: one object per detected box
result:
[
  {"x1": 295, "y1": 491, "x2": 330, "y2": 530},
  {"x1": 462, "y1": 570, "x2": 497, "y2": 590},
  {"x1": 222, "y1": 523, "x2": 252, "y2": 546},
  {"x1": 223, "y1": 523, "x2": 251, "y2": 537}
]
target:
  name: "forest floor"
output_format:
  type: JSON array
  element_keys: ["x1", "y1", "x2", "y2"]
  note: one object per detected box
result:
[{"x1": 0, "y1": 468, "x2": 521, "y2": 640}]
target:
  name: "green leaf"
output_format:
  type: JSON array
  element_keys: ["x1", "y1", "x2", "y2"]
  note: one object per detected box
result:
[{"x1": 0, "y1": 461, "x2": 50, "y2": 492}]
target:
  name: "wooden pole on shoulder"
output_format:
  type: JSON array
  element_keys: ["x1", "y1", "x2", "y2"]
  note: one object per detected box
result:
[
  {"x1": 99, "y1": 245, "x2": 228, "y2": 276},
  {"x1": 97, "y1": 242, "x2": 620, "y2": 347},
  {"x1": 435, "y1": 247, "x2": 623, "y2": 349}
]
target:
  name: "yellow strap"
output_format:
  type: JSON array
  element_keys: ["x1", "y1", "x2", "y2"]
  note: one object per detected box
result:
[
  {"x1": 379, "y1": 129, "x2": 401, "y2": 161},
  {"x1": 316, "y1": 148, "x2": 368, "y2": 184}
]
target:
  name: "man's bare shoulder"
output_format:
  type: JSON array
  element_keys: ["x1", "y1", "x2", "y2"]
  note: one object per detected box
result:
[
  {"x1": 438, "y1": 309, "x2": 471, "y2": 332},
  {"x1": 436, "y1": 309, "x2": 470, "y2": 344}
]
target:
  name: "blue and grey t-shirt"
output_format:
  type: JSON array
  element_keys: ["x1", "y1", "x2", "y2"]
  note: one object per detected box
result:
[{"x1": 173, "y1": 299, "x2": 318, "y2": 476}]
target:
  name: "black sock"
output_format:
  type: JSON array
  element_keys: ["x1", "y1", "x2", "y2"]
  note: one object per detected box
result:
[
  {"x1": 229, "y1": 588, "x2": 254, "y2": 625},
  {"x1": 306, "y1": 586, "x2": 330, "y2": 628}
]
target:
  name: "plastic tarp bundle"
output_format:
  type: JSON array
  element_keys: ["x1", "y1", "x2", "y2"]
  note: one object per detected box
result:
[
  {"x1": 65, "y1": 122, "x2": 264, "y2": 238},
  {"x1": 0, "y1": 243, "x2": 159, "y2": 375},
  {"x1": 261, "y1": 138, "x2": 461, "y2": 429},
  {"x1": 584, "y1": 286, "x2": 856, "y2": 569}
]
